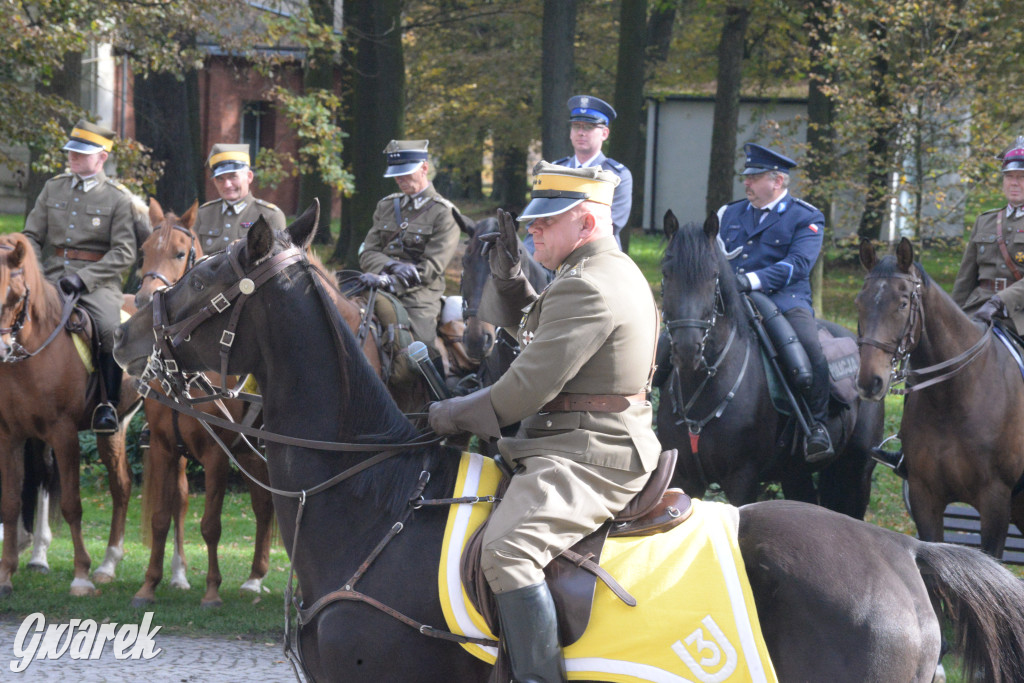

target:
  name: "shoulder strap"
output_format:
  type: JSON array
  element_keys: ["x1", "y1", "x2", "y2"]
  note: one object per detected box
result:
[{"x1": 994, "y1": 211, "x2": 1023, "y2": 282}]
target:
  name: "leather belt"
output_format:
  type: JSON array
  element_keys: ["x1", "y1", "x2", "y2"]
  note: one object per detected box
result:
[
  {"x1": 979, "y1": 278, "x2": 1010, "y2": 293},
  {"x1": 541, "y1": 392, "x2": 647, "y2": 413},
  {"x1": 55, "y1": 247, "x2": 105, "y2": 262}
]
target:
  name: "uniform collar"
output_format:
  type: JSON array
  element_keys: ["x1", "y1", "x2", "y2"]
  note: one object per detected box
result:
[
  {"x1": 223, "y1": 193, "x2": 254, "y2": 214},
  {"x1": 573, "y1": 152, "x2": 606, "y2": 169},
  {"x1": 557, "y1": 236, "x2": 618, "y2": 274},
  {"x1": 1006, "y1": 204, "x2": 1024, "y2": 220},
  {"x1": 73, "y1": 170, "x2": 106, "y2": 193},
  {"x1": 753, "y1": 189, "x2": 789, "y2": 215},
  {"x1": 404, "y1": 183, "x2": 436, "y2": 210}
]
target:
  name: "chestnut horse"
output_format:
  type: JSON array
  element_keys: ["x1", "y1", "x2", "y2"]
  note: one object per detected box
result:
[
  {"x1": 114, "y1": 210, "x2": 1024, "y2": 683},
  {"x1": 856, "y1": 238, "x2": 1024, "y2": 557},
  {"x1": 0, "y1": 233, "x2": 137, "y2": 596}
]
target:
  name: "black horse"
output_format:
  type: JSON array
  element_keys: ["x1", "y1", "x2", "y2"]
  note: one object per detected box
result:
[
  {"x1": 114, "y1": 206, "x2": 1024, "y2": 683},
  {"x1": 657, "y1": 212, "x2": 882, "y2": 517}
]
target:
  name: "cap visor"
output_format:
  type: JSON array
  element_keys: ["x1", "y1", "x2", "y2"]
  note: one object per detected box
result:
[
  {"x1": 383, "y1": 162, "x2": 423, "y2": 178},
  {"x1": 62, "y1": 140, "x2": 104, "y2": 154},
  {"x1": 1003, "y1": 162, "x2": 1024, "y2": 172},
  {"x1": 518, "y1": 197, "x2": 585, "y2": 222},
  {"x1": 212, "y1": 162, "x2": 249, "y2": 177}
]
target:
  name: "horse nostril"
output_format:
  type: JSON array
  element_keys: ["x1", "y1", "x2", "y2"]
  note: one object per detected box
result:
[{"x1": 113, "y1": 326, "x2": 124, "y2": 344}]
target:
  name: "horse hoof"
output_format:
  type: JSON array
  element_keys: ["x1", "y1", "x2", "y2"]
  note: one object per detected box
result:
[
  {"x1": 70, "y1": 578, "x2": 98, "y2": 597},
  {"x1": 131, "y1": 596, "x2": 155, "y2": 608},
  {"x1": 92, "y1": 571, "x2": 115, "y2": 585},
  {"x1": 239, "y1": 579, "x2": 263, "y2": 594},
  {"x1": 26, "y1": 562, "x2": 50, "y2": 574},
  {"x1": 200, "y1": 598, "x2": 223, "y2": 609},
  {"x1": 170, "y1": 579, "x2": 191, "y2": 591}
]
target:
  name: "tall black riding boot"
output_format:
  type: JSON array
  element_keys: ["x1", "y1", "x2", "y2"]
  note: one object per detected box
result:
[
  {"x1": 92, "y1": 352, "x2": 121, "y2": 434},
  {"x1": 494, "y1": 582, "x2": 566, "y2": 683}
]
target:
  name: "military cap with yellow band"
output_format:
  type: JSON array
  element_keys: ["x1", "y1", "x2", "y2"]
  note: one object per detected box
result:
[
  {"x1": 383, "y1": 139, "x2": 429, "y2": 178},
  {"x1": 207, "y1": 143, "x2": 252, "y2": 177},
  {"x1": 62, "y1": 119, "x2": 116, "y2": 155},
  {"x1": 518, "y1": 161, "x2": 620, "y2": 222}
]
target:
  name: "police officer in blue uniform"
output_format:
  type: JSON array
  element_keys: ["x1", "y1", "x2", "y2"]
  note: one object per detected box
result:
[
  {"x1": 717, "y1": 143, "x2": 833, "y2": 462},
  {"x1": 552, "y1": 95, "x2": 633, "y2": 249}
]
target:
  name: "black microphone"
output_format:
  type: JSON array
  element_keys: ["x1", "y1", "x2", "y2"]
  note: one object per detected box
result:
[{"x1": 407, "y1": 341, "x2": 451, "y2": 400}]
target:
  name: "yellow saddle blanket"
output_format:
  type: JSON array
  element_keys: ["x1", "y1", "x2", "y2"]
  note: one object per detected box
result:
[{"x1": 438, "y1": 452, "x2": 778, "y2": 683}]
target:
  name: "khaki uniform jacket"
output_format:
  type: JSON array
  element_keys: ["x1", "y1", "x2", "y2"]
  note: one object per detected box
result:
[
  {"x1": 359, "y1": 184, "x2": 460, "y2": 341},
  {"x1": 23, "y1": 171, "x2": 136, "y2": 350},
  {"x1": 488, "y1": 237, "x2": 662, "y2": 473},
  {"x1": 195, "y1": 194, "x2": 286, "y2": 254},
  {"x1": 951, "y1": 207, "x2": 1024, "y2": 331}
]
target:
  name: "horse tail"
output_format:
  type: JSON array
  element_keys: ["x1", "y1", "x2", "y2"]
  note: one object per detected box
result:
[
  {"x1": 22, "y1": 439, "x2": 61, "y2": 531},
  {"x1": 915, "y1": 541, "x2": 1024, "y2": 682}
]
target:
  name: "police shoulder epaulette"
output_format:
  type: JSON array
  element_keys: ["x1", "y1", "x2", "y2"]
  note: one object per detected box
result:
[
  {"x1": 255, "y1": 198, "x2": 280, "y2": 211},
  {"x1": 794, "y1": 198, "x2": 820, "y2": 213},
  {"x1": 605, "y1": 158, "x2": 626, "y2": 172},
  {"x1": 553, "y1": 156, "x2": 572, "y2": 166},
  {"x1": 727, "y1": 198, "x2": 747, "y2": 207},
  {"x1": 200, "y1": 198, "x2": 221, "y2": 209}
]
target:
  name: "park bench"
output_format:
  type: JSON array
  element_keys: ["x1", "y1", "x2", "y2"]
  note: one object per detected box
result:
[{"x1": 942, "y1": 504, "x2": 1024, "y2": 565}]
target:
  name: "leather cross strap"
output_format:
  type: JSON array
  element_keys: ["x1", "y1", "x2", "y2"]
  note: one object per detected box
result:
[
  {"x1": 994, "y1": 212, "x2": 1023, "y2": 282},
  {"x1": 55, "y1": 247, "x2": 104, "y2": 262},
  {"x1": 541, "y1": 392, "x2": 646, "y2": 413}
]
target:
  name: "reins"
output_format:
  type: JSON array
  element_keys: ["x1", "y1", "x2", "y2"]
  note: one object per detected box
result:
[
  {"x1": 857, "y1": 270, "x2": 993, "y2": 395},
  {"x1": 0, "y1": 271, "x2": 81, "y2": 363}
]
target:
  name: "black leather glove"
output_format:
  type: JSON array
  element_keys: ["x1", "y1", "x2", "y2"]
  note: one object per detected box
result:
[
  {"x1": 384, "y1": 261, "x2": 421, "y2": 287},
  {"x1": 479, "y1": 209, "x2": 522, "y2": 280},
  {"x1": 58, "y1": 273, "x2": 86, "y2": 296},
  {"x1": 973, "y1": 296, "x2": 1006, "y2": 323},
  {"x1": 358, "y1": 271, "x2": 393, "y2": 291},
  {"x1": 735, "y1": 272, "x2": 752, "y2": 293}
]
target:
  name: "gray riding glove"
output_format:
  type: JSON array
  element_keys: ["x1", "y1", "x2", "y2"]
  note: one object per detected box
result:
[
  {"x1": 428, "y1": 387, "x2": 502, "y2": 440},
  {"x1": 479, "y1": 209, "x2": 522, "y2": 281},
  {"x1": 358, "y1": 272, "x2": 393, "y2": 291},
  {"x1": 973, "y1": 296, "x2": 1006, "y2": 324},
  {"x1": 384, "y1": 260, "x2": 421, "y2": 287}
]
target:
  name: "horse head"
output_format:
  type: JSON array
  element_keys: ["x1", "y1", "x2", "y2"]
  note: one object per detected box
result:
[
  {"x1": 0, "y1": 234, "x2": 61, "y2": 361},
  {"x1": 460, "y1": 216, "x2": 499, "y2": 361},
  {"x1": 135, "y1": 199, "x2": 201, "y2": 308},
  {"x1": 660, "y1": 210, "x2": 744, "y2": 373},
  {"x1": 854, "y1": 238, "x2": 925, "y2": 400}
]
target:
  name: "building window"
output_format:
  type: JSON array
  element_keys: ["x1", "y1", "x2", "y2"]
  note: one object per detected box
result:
[{"x1": 241, "y1": 101, "x2": 275, "y2": 161}]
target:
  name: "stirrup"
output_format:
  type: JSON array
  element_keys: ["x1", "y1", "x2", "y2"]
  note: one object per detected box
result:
[
  {"x1": 871, "y1": 435, "x2": 907, "y2": 479},
  {"x1": 91, "y1": 402, "x2": 119, "y2": 434},
  {"x1": 803, "y1": 424, "x2": 834, "y2": 464}
]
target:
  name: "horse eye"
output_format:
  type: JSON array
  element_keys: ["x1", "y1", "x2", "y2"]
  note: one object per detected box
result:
[
  {"x1": 176, "y1": 251, "x2": 187, "y2": 260},
  {"x1": 190, "y1": 276, "x2": 206, "y2": 291}
]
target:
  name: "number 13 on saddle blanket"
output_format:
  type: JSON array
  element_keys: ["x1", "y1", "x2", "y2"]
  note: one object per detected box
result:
[{"x1": 438, "y1": 452, "x2": 778, "y2": 683}]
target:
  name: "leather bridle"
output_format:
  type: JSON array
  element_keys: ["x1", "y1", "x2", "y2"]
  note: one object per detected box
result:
[
  {"x1": 0, "y1": 268, "x2": 80, "y2": 363},
  {"x1": 140, "y1": 224, "x2": 197, "y2": 289}
]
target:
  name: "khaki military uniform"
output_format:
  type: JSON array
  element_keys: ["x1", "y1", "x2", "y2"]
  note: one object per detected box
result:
[
  {"x1": 195, "y1": 194, "x2": 286, "y2": 255},
  {"x1": 359, "y1": 184, "x2": 460, "y2": 344},
  {"x1": 479, "y1": 236, "x2": 662, "y2": 592},
  {"x1": 951, "y1": 206, "x2": 1024, "y2": 332},
  {"x1": 23, "y1": 171, "x2": 136, "y2": 351}
]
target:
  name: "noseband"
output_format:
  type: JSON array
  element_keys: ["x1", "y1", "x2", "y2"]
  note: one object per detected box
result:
[
  {"x1": 140, "y1": 224, "x2": 197, "y2": 289},
  {"x1": 663, "y1": 275, "x2": 725, "y2": 374}
]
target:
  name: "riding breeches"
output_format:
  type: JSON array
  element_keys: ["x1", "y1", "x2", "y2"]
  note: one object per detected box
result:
[
  {"x1": 71, "y1": 285, "x2": 124, "y2": 353},
  {"x1": 480, "y1": 454, "x2": 650, "y2": 594},
  {"x1": 784, "y1": 307, "x2": 829, "y2": 422}
]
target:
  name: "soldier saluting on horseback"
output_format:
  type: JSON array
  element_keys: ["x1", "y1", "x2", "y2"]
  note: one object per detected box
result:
[
  {"x1": 428, "y1": 162, "x2": 661, "y2": 683},
  {"x1": 23, "y1": 120, "x2": 136, "y2": 434},
  {"x1": 717, "y1": 144, "x2": 834, "y2": 463}
]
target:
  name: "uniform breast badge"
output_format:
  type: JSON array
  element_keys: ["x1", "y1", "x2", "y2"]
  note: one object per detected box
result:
[{"x1": 521, "y1": 330, "x2": 535, "y2": 346}]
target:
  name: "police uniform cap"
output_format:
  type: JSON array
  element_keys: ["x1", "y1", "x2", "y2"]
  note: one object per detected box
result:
[
  {"x1": 518, "y1": 161, "x2": 620, "y2": 222},
  {"x1": 567, "y1": 95, "x2": 616, "y2": 126},
  {"x1": 742, "y1": 143, "x2": 797, "y2": 175},
  {"x1": 998, "y1": 135, "x2": 1024, "y2": 173},
  {"x1": 62, "y1": 119, "x2": 116, "y2": 155},
  {"x1": 383, "y1": 139, "x2": 429, "y2": 178},
  {"x1": 207, "y1": 144, "x2": 252, "y2": 177}
]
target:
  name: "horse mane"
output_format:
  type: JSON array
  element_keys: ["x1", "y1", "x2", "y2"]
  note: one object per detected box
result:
[
  {"x1": 0, "y1": 233, "x2": 62, "y2": 326},
  {"x1": 869, "y1": 254, "x2": 932, "y2": 289},
  {"x1": 661, "y1": 221, "x2": 751, "y2": 337}
]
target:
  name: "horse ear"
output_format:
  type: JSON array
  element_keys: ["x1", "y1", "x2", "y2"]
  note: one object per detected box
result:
[
  {"x1": 453, "y1": 208, "x2": 474, "y2": 237},
  {"x1": 287, "y1": 199, "x2": 319, "y2": 251},
  {"x1": 181, "y1": 200, "x2": 198, "y2": 229},
  {"x1": 896, "y1": 237, "x2": 914, "y2": 273},
  {"x1": 663, "y1": 210, "x2": 679, "y2": 240},
  {"x1": 702, "y1": 211, "x2": 720, "y2": 240},
  {"x1": 246, "y1": 216, "x2": 275, "y2": 263},
  {"x1": 149, "y1": 198, "x2": 164, "y2": 226},
  {"x1": 859, "y1": 239, "x2": 877, "y2": 272},
  {"x1": 10, "y1": 238, "x2": 26, "y2": 268}
]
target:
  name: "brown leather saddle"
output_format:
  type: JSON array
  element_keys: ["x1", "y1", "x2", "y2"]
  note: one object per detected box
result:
[{"x1": 460, "y1": 449, "x2": 692, "y2": 647}]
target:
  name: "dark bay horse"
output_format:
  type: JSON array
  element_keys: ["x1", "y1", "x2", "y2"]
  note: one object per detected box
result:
[
  {"x1": 657, "y1": 213, "x2": 883, "y2": 516},
  {"x1": 0, "y1": 233, "x2": 137, "y2": 595},
  {"x1": 129, "y1": 198, "x2": 275, "y2": 607},
  {"x1": 113, "y1": 210, "x2": 1024, "y2": 682},
  {"x1": 856, "y1": 238, "x2": 1024, "y2": 557}
]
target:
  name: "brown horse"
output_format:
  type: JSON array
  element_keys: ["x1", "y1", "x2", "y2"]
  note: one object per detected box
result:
[
  {"x1": 856, "y1": 238, "x2": 1024, "y2": 557},
  {"x1": 130, "y1": 199, "x2": 277, "y2": 607},
  {"x1": 0, "y1": 233, "x2": 136, "y2": 596}
]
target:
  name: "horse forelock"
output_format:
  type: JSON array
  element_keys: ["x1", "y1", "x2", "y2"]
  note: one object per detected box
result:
[
  {"x1": 0, "y1": 233, "x2": 61, "y2": 326},
  {"x1": 870, "y1": 255, "x2": 932, "y2": 289}
]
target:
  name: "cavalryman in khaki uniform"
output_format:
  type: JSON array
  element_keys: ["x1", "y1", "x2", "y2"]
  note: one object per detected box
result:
[
  {"x1": 428, "y1": 162, "x2": 661, "y2": 683},
  {"x1": 195, "y1": 144, "x2": 286, "y2": 254},
  {"x1": 23, "y1": 120, "x2": 137, "y2": 432},
  {"x1": 951, "y1": 136, "x2": 1024, "y2": 334},
  {"x1": 358, "y1": 140, "x2": 460, "y2": 346}
]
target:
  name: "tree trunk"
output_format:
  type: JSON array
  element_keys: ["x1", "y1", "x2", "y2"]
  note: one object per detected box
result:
[
  {"x1": 300, "y1": 0, "x2": 337, "y2": 245},
  {"x1": 25, "y1": 51, "x2": 81, "y2": 216},
  {"x1": 541, "y1": 0, "x2": 577, "y2": 162},
  {"x1": 334, "y1": 0, "x2": 405, "y2": 266},
  {"x1": 857, "y1": 19, "x2": 892, "y2": 242},
  {"x1": 706, "y1": 1, "x2": 751, "y2": 217},
  {"x1": 805, "y1": 0, "x2": 835, "y2": 315},
  {"x1": 492, "y1": 144, "x2": 527, "y2": 210},
  {"x1": 609, "y1": 0, "x2": 647, "y2": 253},
  {"x1": 134, "y1": 69, "x2": 200, "y2": 214}
]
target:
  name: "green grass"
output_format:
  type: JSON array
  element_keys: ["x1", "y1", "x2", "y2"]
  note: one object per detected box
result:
[{"x1": 0, "y1": 214, "x2": 23, "y2": 235}]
